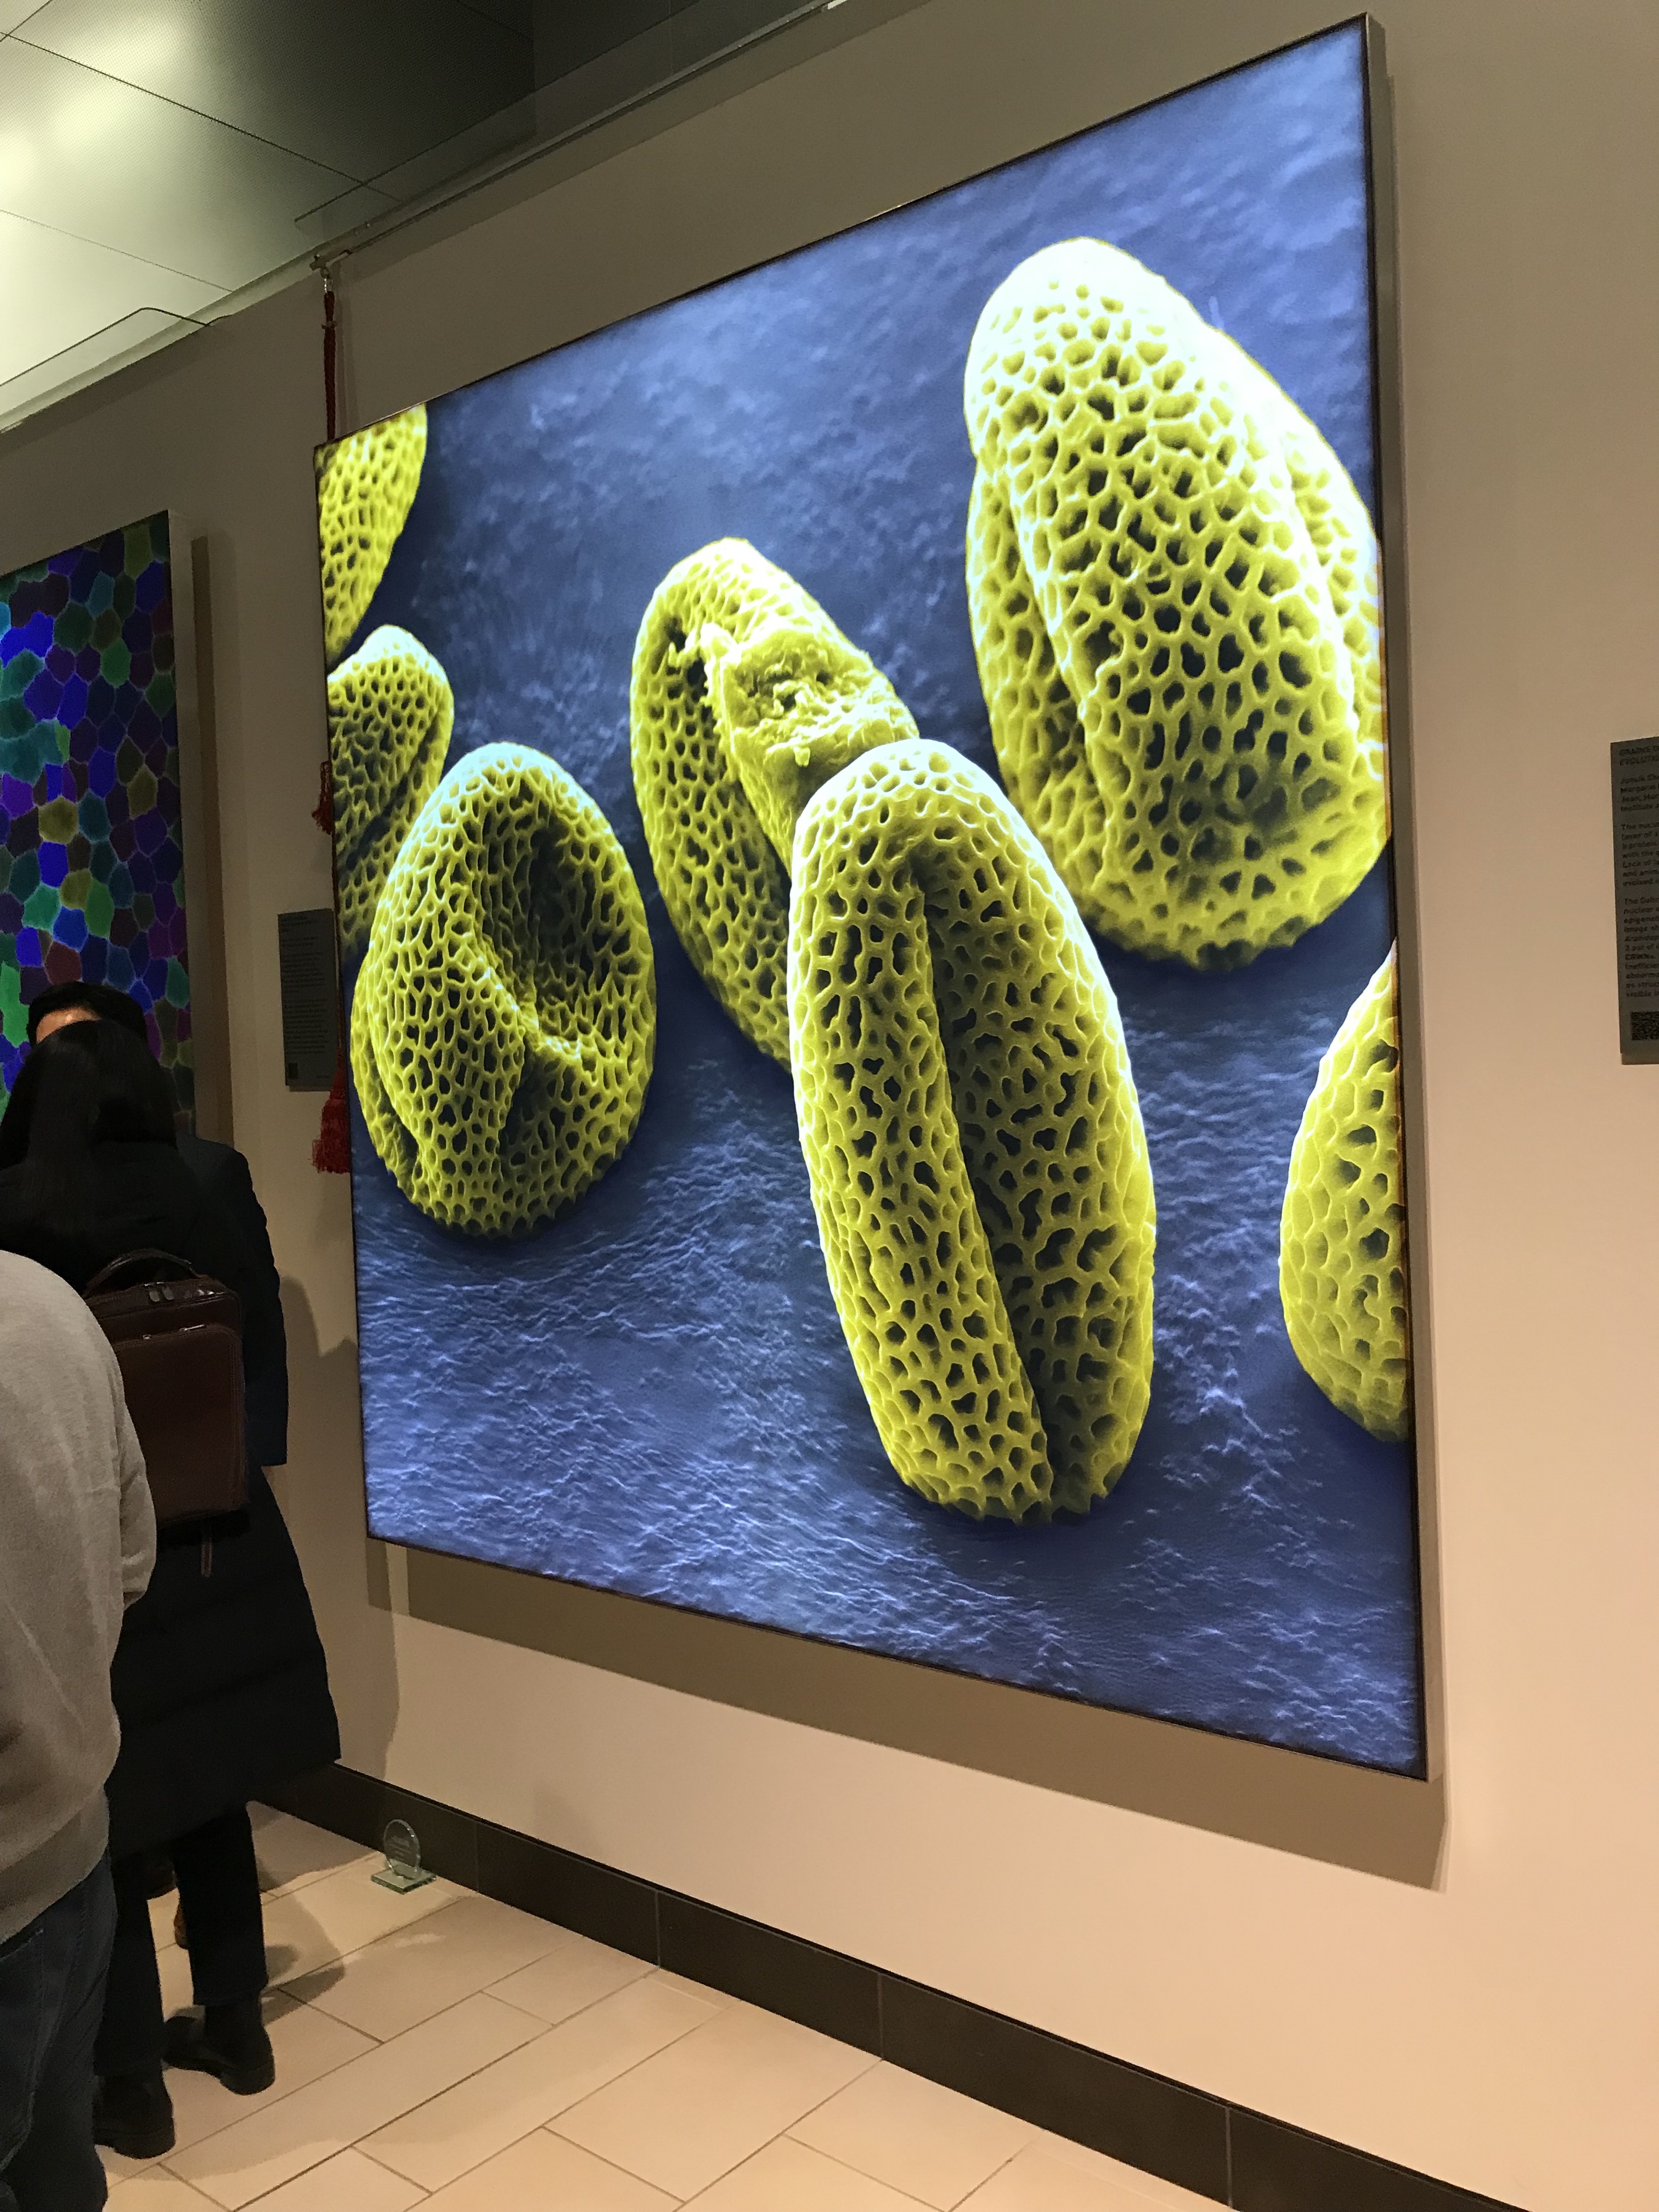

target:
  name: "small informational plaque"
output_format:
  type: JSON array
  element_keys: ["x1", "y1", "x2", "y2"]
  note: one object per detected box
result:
[
  {"x1": 1612, "y1": 737, "x2": 1659, "y2": 1064},
  {"x1": 276, "y1": 908, "x2": 340, "y2": 1091}
]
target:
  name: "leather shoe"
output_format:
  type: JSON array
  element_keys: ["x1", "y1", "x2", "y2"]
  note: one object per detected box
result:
[
  {"x1": 93, "y1": 2069, "x2": 175, "y2": 2158},
  {"x1": 165, "y1": 1999, "x2": 275, "y2": 2095}
]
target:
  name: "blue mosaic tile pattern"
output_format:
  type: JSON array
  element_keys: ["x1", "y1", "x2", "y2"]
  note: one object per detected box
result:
[{"x1": 0, "y1": 514, "x2": 191, "y2": 1107}]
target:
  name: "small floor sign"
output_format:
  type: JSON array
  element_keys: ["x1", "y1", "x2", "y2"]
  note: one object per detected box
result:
[{"x1": 371, "y1": 1818, "x2": 436, "y2": 1894}]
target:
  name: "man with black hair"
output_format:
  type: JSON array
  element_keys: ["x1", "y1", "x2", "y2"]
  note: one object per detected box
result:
[
  {"x1": 25, "y1": 980, "x2": 151, "y2": 1050},
  {"x1": 23, "y1": 981, "x2": 287, "y2": 1463}
]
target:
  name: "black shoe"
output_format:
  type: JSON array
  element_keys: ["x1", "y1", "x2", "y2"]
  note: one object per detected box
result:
[
  {"x1": 165, "y1": 1998, "x2": 276, "y2": 2095},
  {"x1": 93, "y1": 2070, "x2": 175, "y2": 2158}
]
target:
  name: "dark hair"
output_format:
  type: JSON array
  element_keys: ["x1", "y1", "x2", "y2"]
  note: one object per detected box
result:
[
  {"x1": 24, "y1": 979, "x2": 151, "y2": 1047},
  {"x1": 0, "y1": 1022, "x2": 178, "y2": 1224}
]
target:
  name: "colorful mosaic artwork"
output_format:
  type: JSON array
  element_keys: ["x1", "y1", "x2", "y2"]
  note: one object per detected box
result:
[{"x1": 0, "y1": 514, "x2": 191, "y2": 1108}]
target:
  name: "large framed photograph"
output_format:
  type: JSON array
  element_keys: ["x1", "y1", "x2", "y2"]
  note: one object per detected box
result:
[
  {"x1": 1, "y1": 513, "x2": 198, "y2": 1113},
  {"x1": 317, "y1": 18, "x2": 1424, "y2": 1775}
]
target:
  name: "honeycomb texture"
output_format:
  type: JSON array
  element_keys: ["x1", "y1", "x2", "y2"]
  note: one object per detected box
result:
[
  {"x1": 1280, "y1": 946, "x2": 1409, "y2": 1440},
  {"x1": 964, "y1": 238, "x2": 1386, "y2": 968},
  {"x1": 2, "y1": 514, "x2": 191, "y2": 1105},
  {"x1": 630, "y1": 539, "x2": 916, "y2": 1062},
  {"x1": 328, "y1": 625, "x2": 453, "y2": 957},
  {"x1": 317, "y1": 405, "x2": 427, "y2": 665},
  {"x1": 790, "y1": 738, "x2": 1155, "y2": 1519},
  {"x1": 351, "y1": 742, "x2": 655, "y2": 1238}
]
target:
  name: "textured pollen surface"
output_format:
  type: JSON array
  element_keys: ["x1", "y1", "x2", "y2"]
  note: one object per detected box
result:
[
  {"x1": 2, "y1": 515, "x2": 191, "y2": 1103},
  {"x1": 791, "y1": 739, "x2": 1154, "y2": 1519},
  {"x1": 317, "y1": 405, "x2": 428, "y2": 665},
  {"x1": 351, "y1": 742, "x2": 655, "y2": 1238},
  {"x1": 630, "y1": 539, "x2": 916, "y2": 1062},
  {"x1": 1280, "y1": 946, "x2": 1408, "y2": 1440},
  {"x1": 965, "y1": 238, "x2": 1385, "y2": 968},
  {"x1": 328, "y1": 625, "x2": 453, "y2": 956}
]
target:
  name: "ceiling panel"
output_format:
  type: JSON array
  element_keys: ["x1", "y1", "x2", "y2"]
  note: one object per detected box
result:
[
  {"x1": 353, "y1": 89, "x2": 534, "y2": 215},
  {"x1": 14, "y1": 0, "x2": 534, "y2": 181},
  {"x1": 455, "y1": 0, "x2": 532, "y2": 31},
  {"x1": 0, "y1": 0, "x2": 828, "y2": 424},
  {"x1": 0, "y1": 206, "x2": 217, "y2": 384},
  {"x1": 532, "y1": 0, "x2": 669, "y2": 83},
  {"x1": 0, "y1": 41, "x2": 362, "y2": 287},
  {"x1": 293, "y1": 180, "x2": 400, "y2": 248}
]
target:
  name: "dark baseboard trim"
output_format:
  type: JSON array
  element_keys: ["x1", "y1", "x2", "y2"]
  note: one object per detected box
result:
[{"x1": 262, "y1": 1763, "x2": 1522, "y2": 2212}]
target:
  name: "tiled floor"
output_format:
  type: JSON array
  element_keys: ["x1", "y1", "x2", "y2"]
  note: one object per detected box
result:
[{"x1": 102, "y1": 1808, "x2": 1212, "y2": 2211}]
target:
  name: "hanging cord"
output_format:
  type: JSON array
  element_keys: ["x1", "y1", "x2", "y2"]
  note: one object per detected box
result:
[
  {"x1": 321, "y1": 268, "x2": 338, "y2": 444},
  {"x1": 313, "y1": 261, "x2": 350, "y2": 1172}
]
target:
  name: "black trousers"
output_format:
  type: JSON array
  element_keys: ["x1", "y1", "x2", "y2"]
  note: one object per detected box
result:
[{"x1": 95, "y1": 1805, "x2": 266, "y2": 2078}]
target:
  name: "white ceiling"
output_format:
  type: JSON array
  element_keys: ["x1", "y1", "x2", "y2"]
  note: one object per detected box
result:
[
  {"x1": 0, "y1": 0, "x2": 854, "y2": 426},
  {"x1": 0, "y1": 0, "x2": 535, "y2": 417}
]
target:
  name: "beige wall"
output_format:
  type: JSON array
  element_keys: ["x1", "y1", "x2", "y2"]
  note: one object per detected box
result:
[{"x1": 4, "y1": 4, "x2": 1657, "y2": 2205}]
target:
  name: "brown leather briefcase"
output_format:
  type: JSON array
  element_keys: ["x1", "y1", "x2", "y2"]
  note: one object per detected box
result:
[{"x1": 85, "y1": 1250, "x2": 247, "y2": 1526}]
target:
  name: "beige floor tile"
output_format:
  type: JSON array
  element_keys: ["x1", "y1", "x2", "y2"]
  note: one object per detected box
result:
[
  {"x1": 155, "y1": 1858, "x2": 398, "y2": 2016},
  {"x1": 232, "y1": 2146, "x2": 427, "y2": 2209},
  {"x1": 791, "y1": 2062, "x2": 1035, "y2": 2208},
  {"x1": 250, "y1": 1805, "x2": 380, "y2": 1899},
  {"x1": 486, "y1": 1927, "x2": 656, "y2": 2026},
  {"x1": 685, "y1": 2136, "x2": 929, "y2": 2209},
  {"x1": 648, "y1": 1968, "x2": 736, "y2": 2010},
  {"x1": 956, "y1": 2143, "x2": 1210, "y2": 2211},
  {"x1": 105, "y1": 2169, "x2": 221, "y2": 2209},
  {"x1": 100, "y1": 2143, "x2": 156, "y2": 2187},
  {"x1": 554, "y1": 2000, "x2": 878, "y2": 2199},
  {"x1": 169, "y1": 1993, "x2": 544, "y2": 2209},
  {"x1": 289, "y1": 1894, "x2": 568, "y2": 2040},
  {"x1": 422, "y1": 2130, "x2": 679, "y2": 2209},
  {"x1": 159, "y1": 1929, "x2": 195, "y2": 2017},
  {"x1": 149, "y1": 1888, "x2": 180, "y2": 1955},
  {"x1": 167, "y1": 1991, "x2": 375, "y2": 2153},
  {"x1": 260, "y1": 1859, "x2": 462, "y2": 1992},
  {"x1": 365, "y1": 1974, "x2": 719, "y2": 2191},
  {"x1": 142, "y1": 1882, "x2": 184, "y2": 2012}
]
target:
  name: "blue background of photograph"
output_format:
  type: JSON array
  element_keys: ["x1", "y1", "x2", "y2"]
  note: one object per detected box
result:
[{"x1": 341, "y1": 24, "x2": 1424, "y2": 1773}]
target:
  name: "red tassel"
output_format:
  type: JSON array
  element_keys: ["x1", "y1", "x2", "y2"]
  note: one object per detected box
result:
[
  {"x1": 313, "y1": 755, "x2": 334, "y2": 835},
  {"x1": 323, "y1": 269, "x2": 338, "y2": 445},
  {"x1": 312, "y1": 1054, "x2": 350, "y2": 1175}
]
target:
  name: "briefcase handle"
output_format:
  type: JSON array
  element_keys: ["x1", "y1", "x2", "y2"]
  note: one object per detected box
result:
[{"x1": 85, "y1": 1250, "x2": 201, "y2": 1296}]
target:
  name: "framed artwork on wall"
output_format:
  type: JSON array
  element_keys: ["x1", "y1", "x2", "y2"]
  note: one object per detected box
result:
[
  {"x1": 1, "y1": 512, "x2": 201, "y2": 1115},
  {"x1": 317, "y1": 17, "x2": 1425, "y2": 1776}
]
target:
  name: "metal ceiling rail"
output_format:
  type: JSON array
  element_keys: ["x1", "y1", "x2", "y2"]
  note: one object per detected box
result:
[{"x1": 306, "y1": 0, "x2": 848, "y2": 282}]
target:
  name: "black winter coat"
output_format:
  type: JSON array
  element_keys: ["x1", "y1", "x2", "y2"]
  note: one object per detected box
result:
[
  {"x1": 0, "y1": 1138, "x2": 339, "y2": 1855},
  {"x1": 177, "y1": 1130, "x2": 289, "y2": 1466}
]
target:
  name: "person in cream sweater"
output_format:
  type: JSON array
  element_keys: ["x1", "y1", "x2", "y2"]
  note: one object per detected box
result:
[{"x1": 0, "y1": 1251, "x2": 154, "y2": 2211}]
